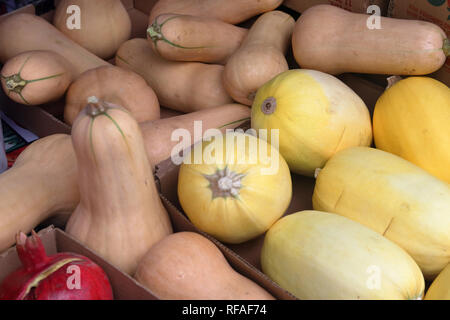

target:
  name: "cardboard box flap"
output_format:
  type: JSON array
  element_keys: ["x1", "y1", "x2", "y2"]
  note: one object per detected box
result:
[
  {"x1": 0, "y1": 225, "x2": 159, "y2": 300},
  {"x1": 0, "y1": 226, "x2": 58, "y2": 284},
  {"x1": 0, "y1": 94, "x2": 71, "y2": 137},
  {"x1": 54, "y1": 228, "x2": 158, "y2": 300}
]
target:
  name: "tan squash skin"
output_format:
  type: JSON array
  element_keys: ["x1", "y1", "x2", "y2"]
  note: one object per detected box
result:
[
  {"x1": 149, "y1": 0, "x2": 283, "y2": 25},
  {"x1": 140, "y1": 103, "x2": 251, "y2": 168},
  {"x1": 223, "y1": 11, "x2": 295, "y2": 106},
  {"x1": 116, "y1": 38, "x2": 233, "y2": 113},
  {"x1": 64, "y1": 66, "x2": 160, "y2": 125},
  {"x1": 135, "y1": 232, "x2": 275, "y2": 300},
  {"x1": 53, "y1": 0, "x2": 132, "y2": 60},
  {"x1": 0, "y1": 134, "x2": 79, "y2": 253},
  {"x1": 147, "y1": 14, "x2": 248, "y2": 64},
  {"x1": 66, "y1": 100, "x2": 173, "y2": 275},
  {"x1": 292, "y1": 5, "x2": 449, "y2": 75},
  {"x1": 1, "y1": 50, "x2": 73, "y2": 105},
  {"x1": 0, "y1": 13, "x2": 110, "y2": 78}
]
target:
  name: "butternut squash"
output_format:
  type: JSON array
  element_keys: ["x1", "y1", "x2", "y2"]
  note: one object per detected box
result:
[
  {"x1": 0, "y1": 134, "x2": 78, "y2": 253},
  {"x1": 312, "y1": 147, "x2": 450, "y2": 280},
  {"x1": 64, "y1": 65, "x2": 160, "y2": 125},
  {"x1": 292, "y1": 5, "x2": 449, "y2": 75},
  {"x1": 135, "y1": 232, "x2": 275, "y2": 300},
  {"x1": 425, "y1": 264, "x2": 450, "y2": 300},
  {"x1": 223, "y1": 11, "x2": 294, "y2": 105},
  {"x1": 53, "y1": 0, "x2": 132, "y2": 60},
  {"x1": 261, "y1": 211, "x2": 425, "y2": 300},
  {"x1": 116, "y1": 38, "x2": 233, "y2": 112},
  {"x1": 66, "y1": 98, "x2": 173, "y2": 275},
  {"x1": 147, "y1": 14, "x2": 248, "y2": 64},
  {"x1": 1, "y1": 50, "x2": 73, "y2": 105},
  {"x1": 373, "y1": 76, "x2": 450, "y2": 184},
  {"x1": 149, "y1": 0, "x2": 283, "y2": 25},
  {"x1": 140, "y1": 103, "x2": 251, "y2": 168},
  {"x1": 0, "y1": 13, "x2": 110, "y2": 78}
]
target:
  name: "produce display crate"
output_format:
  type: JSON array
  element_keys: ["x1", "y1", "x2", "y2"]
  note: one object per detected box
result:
[{"x1": 0, "y1": 0, "x2": 448, "y2": 301}]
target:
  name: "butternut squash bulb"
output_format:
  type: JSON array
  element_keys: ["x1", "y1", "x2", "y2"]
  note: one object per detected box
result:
[
  {"x1": 135, "y1": 232, "x2": 275, "y2": 300},
  {"x1": 177, "y1": 131, "x2": 292, "y2": 244},
  {"x1": 251, "y1": 69, "x2": 373, "y2": 177},
  {"x1": 373, "y1": 77, "x2": 450, "y2": 184},
  {"x1": 53, "y1": 0, "x2": 131, "y2": 59},
  {"x1": 425, "y1": 264, "x2": 450, "y2": 300},
  {"x1": 1, "y1": 50, "x2": 73, "y2": 105},
  {"x1": 313, "y1": 147, "x2": 450, "y2": 280},
  {"x1": 64, "y1": 65, "x2": 160, "y2": 126},
  {"x1": 66, "y1": 97, "x2": 173, "y2": 275},
  {"x1": 261, "y1": 211, "x2": 425, "y2": 300}
]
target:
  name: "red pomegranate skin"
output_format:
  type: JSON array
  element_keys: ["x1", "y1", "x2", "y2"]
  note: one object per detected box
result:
[{"x1": 0, "y1": 231, "x2": 114, "y2": 300}]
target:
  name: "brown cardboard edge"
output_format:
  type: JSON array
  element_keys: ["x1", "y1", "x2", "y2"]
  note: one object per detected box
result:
[
  {"x1": 0, "y1": 226, "x2": 58, "y2": 284},
  {"x1": 0, "y1": 225, "x2": 160, "y2": 300},
  {"x1": 0, "y1": 95, "x2": 71, "y2": 137},
  {"x1": 54, "y1": 228, "x2": 159, "y2": 300}
]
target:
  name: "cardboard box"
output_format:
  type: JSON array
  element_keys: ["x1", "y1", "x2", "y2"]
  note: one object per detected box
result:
[
  {"x1": 388, "y1": 0, "x2": 450, "y2": 86},
  {"x1": 284, "y1": 0, "x2": 389, "y2": 14},
  {"x1": 0, "y1": 226, "x2": 158, "y2": 300}
]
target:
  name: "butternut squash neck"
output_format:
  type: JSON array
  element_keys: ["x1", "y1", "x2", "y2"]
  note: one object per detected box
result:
[{"x1": 83, "y1": 97, "x2": 131, "y2": 163}]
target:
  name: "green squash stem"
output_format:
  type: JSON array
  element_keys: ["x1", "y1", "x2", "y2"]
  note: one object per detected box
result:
[
  {"x1": 147, "y1": 15, "x2": 210, "y2": 50},
  {"x1": 1, "y1": 55, "x2": 65, "y2": 105},
  {"x1": 85, "y1": 97, "x2": 131, "y2": 166}
]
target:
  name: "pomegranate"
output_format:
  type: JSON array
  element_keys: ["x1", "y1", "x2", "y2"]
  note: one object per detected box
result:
[{"x1": 0, "y1": 231, "x2": 114, "y2": 300}]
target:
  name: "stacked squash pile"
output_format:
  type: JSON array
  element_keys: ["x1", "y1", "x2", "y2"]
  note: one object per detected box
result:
[{"x1": 0, "y1": 0, "x2": 449, "y2": 300}]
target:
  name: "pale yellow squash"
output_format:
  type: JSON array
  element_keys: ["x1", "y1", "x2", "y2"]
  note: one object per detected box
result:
[
  {"x1": 251, "y1": 69, "x2": 372, "y2": 177},
  {"x1": 261, "y1": 210, "x2": 425, "y2": 300},
  {"x1": 313, "y1": 147, "x2": 450, "y2": 280},
  {"x1": 373, "y1": 77, "x2": 450, "y2": 184},
  {"x1": 425, "y1": 264, "x2": 450, "y2": 300},
  {"x1": 178, "y1": 131, "x2": 292, "y2": 244}
]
